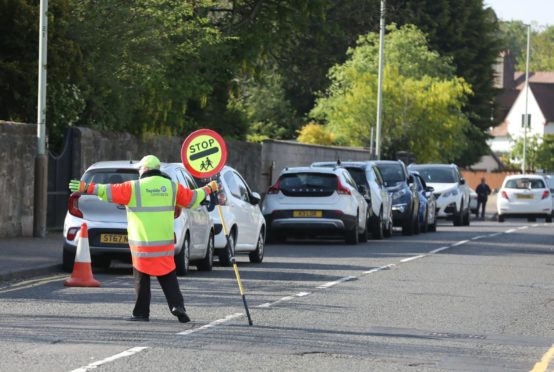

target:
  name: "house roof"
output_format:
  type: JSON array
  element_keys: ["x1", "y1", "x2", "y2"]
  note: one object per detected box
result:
[
  {"x1": 490, "y1": 119, "x2": 509, "y2": 137},
  {"x1": 529, "y1": 83, "x2": 554, "y2": 122},
  {"x1": 514, "y1": 71, "x2": 554, "y2": 89}
]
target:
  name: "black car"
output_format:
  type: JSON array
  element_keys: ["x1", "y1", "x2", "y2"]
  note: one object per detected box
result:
[{"x1": 374, "y1": 160, "x2": 420, "y2": 235}]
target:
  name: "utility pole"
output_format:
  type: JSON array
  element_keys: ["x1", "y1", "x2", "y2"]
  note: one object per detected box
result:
[
  {"x1": 375, "y1": 0, "x2": 385, "y2": 160},
  {"x1": 522, "y1": 24, "x2": 531, "y2": 174},
  {"x1": 34, "y1": 0, "x2": 48, "y2": 237}
]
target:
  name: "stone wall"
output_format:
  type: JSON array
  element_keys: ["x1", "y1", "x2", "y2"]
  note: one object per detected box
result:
[{"x1": 0, "y1": 121, "x2": 37, "y2": 237}]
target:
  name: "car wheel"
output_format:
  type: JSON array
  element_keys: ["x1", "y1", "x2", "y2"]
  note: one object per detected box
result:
[
  {"x1": 175, "y1": 234, "x2": 190, "y2": 276},
  {"x1": 345, "y1": 215, "x2": 359, "y2": 245},
  {"x1": 421, "y1": 208, "x2": 428, "y2": 233},
  {"x1": 62, "y1": 249, "x2": 75, "y2": 273},
  {"x1": 498, "y1": 214, "x2": 505, "y2": 223},
  {"x1": 528, "y1": 217, "x2": 536, "y2": 222},
  {"x1": 413, "y1": 210, "x2": 420, "y2": 235},
  {"x1": 372, "y1": 210, "x2": 384, "y2": 240},
  {"x1": 463, "y1": 206, "x2": 471, "y2": 226},
  {"x1": 453, "y1": 203, "x2": 463, "y2": 226},
  {"x1": 197, "y1": 231, "x2": 214, "y2": 271},
  {"x1": 402, "y1": 217, "x2": 413, "y2": 236},
  {"x1": 219, "y1": 230, "x2": 235, "y2": 267},
  {"x1": 546, "y1": 215, "x2": 552, "y2": 223},
  {"x1": 249, "y1": 229, "x2": 265, "y2": 263},
  {"x1": 383, "y1": 215, "x2": 393, "y2": 237}
]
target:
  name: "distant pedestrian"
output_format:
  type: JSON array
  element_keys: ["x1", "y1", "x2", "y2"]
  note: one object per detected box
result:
[{"x1": 475, "y1": 177, "x2": 491, "y2": 219}]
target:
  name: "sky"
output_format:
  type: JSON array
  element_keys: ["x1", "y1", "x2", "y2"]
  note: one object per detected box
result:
[{"x1": 485, "y1": 0, "x2": 553, "y2": 26}]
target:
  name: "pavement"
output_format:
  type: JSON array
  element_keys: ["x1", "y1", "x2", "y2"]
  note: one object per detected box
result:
[{"x1": 0, "y1": 195, "x2": 500, "y2": 283}]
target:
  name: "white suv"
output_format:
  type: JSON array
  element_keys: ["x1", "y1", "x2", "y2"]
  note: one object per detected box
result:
[
  {"x1": 408, "y1": 163, "x2": 471, "y2": 226},
  {"x1": 198, "y1": 166, "x2": 266, "y2": 266},
  {"x1": 262, "y1": 166, "x2": 369, "y2": 244},
  {"x1": 63, "y1": 161, "x2": 214, "y2": 275}
]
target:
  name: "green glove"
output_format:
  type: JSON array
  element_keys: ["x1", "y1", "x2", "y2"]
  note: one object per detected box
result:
[{"x1": 69, "y1": 179, "x2": 86, "y2": 193}]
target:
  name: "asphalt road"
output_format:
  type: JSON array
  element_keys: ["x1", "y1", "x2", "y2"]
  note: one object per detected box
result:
[{"x1": 0, "y1": 218, "x2": 553, "y2": 372}]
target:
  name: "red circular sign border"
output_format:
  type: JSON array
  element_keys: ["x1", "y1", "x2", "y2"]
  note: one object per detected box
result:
[{"x1": 181, "y1": 129, "x2": 227, "y2": 179}]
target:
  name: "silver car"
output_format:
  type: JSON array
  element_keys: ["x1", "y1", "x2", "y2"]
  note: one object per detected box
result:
[{"x1": 63, "y1": 161, "x2": 214, "y2": 275}]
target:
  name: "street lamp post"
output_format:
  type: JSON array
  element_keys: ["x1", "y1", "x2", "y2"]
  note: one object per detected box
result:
[
  {"x1": 375, "y1": 0, "x2": 385, "y2": 160},
  {"x1": 522, "y1": 24, "x2": 531, "y2": 174},
  {"x1": 34, "y1": 0, "x2": 48, "y2": 237}
]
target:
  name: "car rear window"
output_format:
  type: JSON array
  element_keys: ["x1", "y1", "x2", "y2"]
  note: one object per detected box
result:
[
  {"x1": 505, "y1": 178, "x2": 545, "y2": 189},
  {"x1": 83, "y1": 169, "x2": 139, "y2": 184},
  {"x1": 412, "y1": 167, "x2": 456, "y2": 183},
  {"x1": 344, "y1": 167, "x2": 366, "y2": 186},
  {"x1": 376, "y1": 163, "x2": 405, "y2": 183},
  {"x1": 279, "y1": 173, "x2": 337, "y2": 197}
]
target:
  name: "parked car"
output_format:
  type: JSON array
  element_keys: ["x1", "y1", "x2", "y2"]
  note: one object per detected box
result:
[
  {"x1": 497, "y1": 174, "x2": 552, "y2": 222},
  {"x1": 197, "y1": 165, "x2": 266, "y2": 265},
  {"x1": 374, "y1": 160, "x2": 420, "y2": 235},
  {"x1": 410, "y1": 171, "x2": 437, "y2": 232},
  {"x1": 545, "y1": 175, "x2": 554, "y2": 215},
  {"x1": 311, "y1": 161, "x2": 393, "y2": 239},
  {"x1": 469, "y1": 188, "x2": 478, "y2": 215},
  {"x1": 408, "y1": 163, "x2": 471, "y2": 226},
  {"x1": 262, "y1": 166, "x2": 369, "y2": 244},
  {"x1": 63, "y1": 161, "x2": 214, "y2": 275}
]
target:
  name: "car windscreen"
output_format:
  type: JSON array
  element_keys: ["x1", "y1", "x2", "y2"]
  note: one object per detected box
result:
[
  {"x1": 411, "y1": 167, "x2": 456, "y2": 183},
  {"x1": 505, "y1": 178, "x2": 545, "y2": 189},
  {"x1": 376, "y1": 163, "x2": 405, "y2": 183},
  {"x1": 344, "y1": 167, "x2": 366, "y2": 186},
  {"x1": 278, "y1": 173, "x2": 337, "y2": 197},
  {"x1": 83, "y1": 169, "x2": 139, "y2": 184}
]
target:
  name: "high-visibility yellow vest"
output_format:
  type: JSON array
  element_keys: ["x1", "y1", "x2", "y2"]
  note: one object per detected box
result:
[{"x1": 126, "y1": 176, "x2": 177, "y2": 275}]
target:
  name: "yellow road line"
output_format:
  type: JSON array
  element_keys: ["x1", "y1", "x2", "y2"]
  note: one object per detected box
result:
[
  {"x1": 0, "y1": 274, "x2": 66, "y2": 294},
  {"x1": 531, "y1": 344, "x2": 554, "y2": 372}
]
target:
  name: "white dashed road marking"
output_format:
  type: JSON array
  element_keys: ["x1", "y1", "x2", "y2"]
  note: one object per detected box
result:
[{"x1": 70, "y1": 347, "x2": 149, "y2": 372}]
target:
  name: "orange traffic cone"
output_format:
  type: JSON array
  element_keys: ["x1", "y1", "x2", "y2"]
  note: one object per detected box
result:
[{"x1": 64, "y1": 223, "x2": 100, "y2": 287}]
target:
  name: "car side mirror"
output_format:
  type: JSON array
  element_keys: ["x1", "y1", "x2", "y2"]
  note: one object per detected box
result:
[
  {"x1": 459, "y1": 178, "x2": 466, "y2": 185},
  {"x1": 407, "y1": 175, "x2": 414, "y2": 184},
  {"x1": 425, "y1": 186, "x2": 434, "y2": 193},
  {"x1": 250, "y1": 192, "x2": 261, "y2": 205}
]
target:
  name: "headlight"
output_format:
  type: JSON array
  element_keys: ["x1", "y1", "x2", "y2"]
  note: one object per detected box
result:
[
  {"x1": 442, "y1": 188, "x2": 459, "y2": 198},
  {"x1": 392, "y1": 188, "x2": 407, "y2": 200}
]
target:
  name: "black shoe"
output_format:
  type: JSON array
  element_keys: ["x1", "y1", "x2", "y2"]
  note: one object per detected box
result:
[
  {"x1": 126, "y1": 315, "x2": 149, "y2": 322},
  {"x1": 171, "y1": 306, "x2": 191, "y2": 323}
]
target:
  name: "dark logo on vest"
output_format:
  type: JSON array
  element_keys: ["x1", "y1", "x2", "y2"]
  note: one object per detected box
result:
[{"x1": 145, "y1": 186, "x2": 169, "y2": 197}]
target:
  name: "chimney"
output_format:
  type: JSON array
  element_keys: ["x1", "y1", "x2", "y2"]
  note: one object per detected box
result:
[{"x1": 494, "y1": 50, "x2": 515, "y2": 89}]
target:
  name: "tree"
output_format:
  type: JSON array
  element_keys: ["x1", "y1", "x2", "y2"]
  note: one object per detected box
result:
[
  {"x1": 297, "y1": 123, "x2": 336, "y2": 145},
  {"x1": 510, "y1": 135, "x2": 541, "y2": 172},
  {"x1": 498, "y1": 22, "x2": 554, "y2": 72},
  {"x1": 388, "y1": 0, "x2": 501, "y2": 165},
  {"x1": 310, "y1": 24, "x2": 473, "y2": 163},
  {"x1": 536, "y1": 134, "x2": 554, "y2": 172}
]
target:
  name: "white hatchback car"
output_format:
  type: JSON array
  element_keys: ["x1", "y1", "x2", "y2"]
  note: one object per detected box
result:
[
  {"x1": 408, "y1": 164, "x2": 471, "y2": 226},
  {"x1": 262, "y1": 166, "x2": 369, "y2": 244},
  {"x1": 63, "y1": 161, "x2": 215, "y2": 275},
  {"x1": 198, "y1": 165, "x2": 266, "y2": 266},
  {"x1": 497, "y1": 175, "x2": 552, "y2": 222}
]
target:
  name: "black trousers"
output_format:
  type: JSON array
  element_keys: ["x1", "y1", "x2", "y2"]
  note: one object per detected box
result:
[
  {"x1": 476, "y1": 198, "x2": 487, "y2": 218},
  {"x1": 132, "y1": 268, "x2": 184, "y2": 317}
]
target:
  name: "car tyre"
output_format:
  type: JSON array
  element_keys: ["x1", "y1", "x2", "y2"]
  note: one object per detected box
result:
[
  {"x1": 175, "y1": 234, "x2": 190, "y2": 276},
  {"x1": 453, "y1": 204, "x2": 463, "y2": 226},
  {"x1": 413, "y1": 210, "x2": 420, "y2": 235},
  {"x1": 249, "y1": 229, "x2": 265, "y2": 263},
  {"x1": 421, "y1": 208, "x2": 428, "y2": 233},
  {"x1": 462, "y1": 207, "x2": 471, "y2": 226},
  {"x1": 197, "y1": 231, "x2": 214, "y2": 271},
  {"x1": 371, "y1": 210, "x2": 384, "y2": 240},
  {"x1": 345, "y1": 216, "x2": 359, "y2": 245},
  {"x1": 546, "y1": 215, "x2": 552, "y2": 223},
  {"x1": 383, "y1": 215, "x2": 393, "y2": 237},
  {"x1": 219, "y1": 230, "x2": 235, "y2": 267},
  {"x1": 498, "y1": 214, "x2": 505, "y2": 223},
  {"x1": 62, "y1": 249, "x2": 75, "y2": 273}
]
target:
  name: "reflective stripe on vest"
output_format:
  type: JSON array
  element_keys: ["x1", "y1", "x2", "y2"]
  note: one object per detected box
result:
[{"x1": 131, "y1": 250, "x2": 174, "y2": 258}]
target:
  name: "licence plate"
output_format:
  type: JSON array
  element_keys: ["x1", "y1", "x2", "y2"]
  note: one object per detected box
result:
[
  {"x1": 516, "y1": 194, "x2": 533, "y2": 199},
  {"x1": 293, "y1": 210, "x2": 322, "y2": 218},
  {"x1": 100, "y1": 234, "x2": 128, "y2": 244}
]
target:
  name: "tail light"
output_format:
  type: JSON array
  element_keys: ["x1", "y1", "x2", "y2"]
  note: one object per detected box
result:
[
  {"x1": 267, "y1": 180, "x2": 280, "y2": 194},
  {"x1": 542, "y1": 190, "x2": 550, "y2": 200},
  {"x1": 68, "y1": 193, "x2": 83, "y2": 218},
  {"x1": 337, "y1": 178, "x2": 351, "y2": 195},
  {"x1": 66, "y1": 227, "x2": 79, "y2": 241},
  {"x1": 501, "y1": 191, "x2": 510, "y2": 201},
  {"x1": 174, "y1": 207, "x2": 182, "y2": 219}
]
